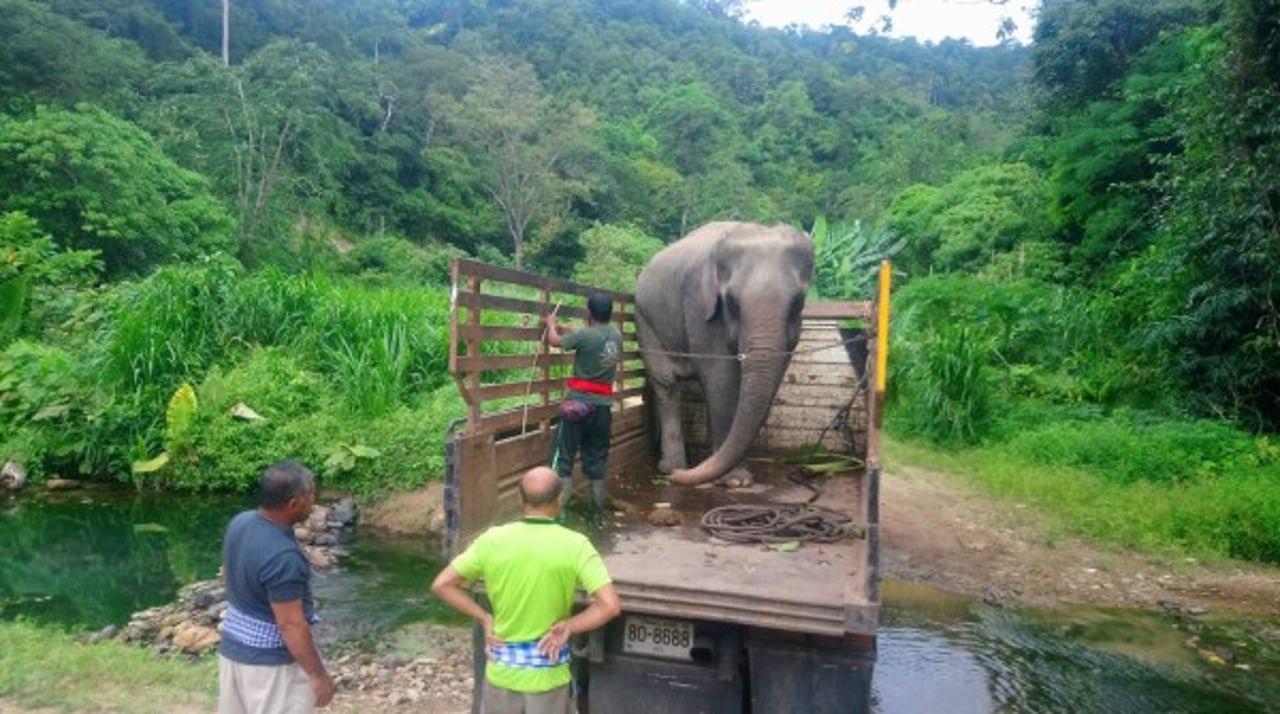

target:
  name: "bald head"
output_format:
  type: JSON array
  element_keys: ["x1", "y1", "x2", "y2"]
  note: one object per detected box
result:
[{"x1": 521, "y1": 466, "x2": 563, "y2": 509}]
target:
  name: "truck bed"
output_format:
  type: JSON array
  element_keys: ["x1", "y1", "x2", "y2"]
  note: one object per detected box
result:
[{"x1": 598, "y1": 457, "x2": 877, "y2": 637}]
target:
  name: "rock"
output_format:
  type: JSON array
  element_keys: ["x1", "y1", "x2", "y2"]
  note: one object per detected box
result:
[
  {"x1": 646, "y1": 507, "x2": 682, "y2": 527},
  {"x1": 1, "y1": 460, "x2": 26, "y2": 490},
  {"x1": 330, "y1": 497, "x2": 358, "y2": 527},
  {"x1": 295, "y1": 526, "x2": 314, "y2": 544},
  {"x1": 172, "y1": 623, "x2": 221, "y2": 654},
  {"x1": 307, "y1": 505, "x2": 332, "y2": 531},
  {"x1": 89, "y1": 625, "x2": 119, "y2": 644},
  {"x1": 46, "y1": 478, "x2": 83, "y2": 491},
  {"x1": 305, "y1": 546, "x2": 332, "y2": 569}
]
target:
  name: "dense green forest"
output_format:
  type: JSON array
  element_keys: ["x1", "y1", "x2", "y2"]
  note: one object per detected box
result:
[{"x1": 1, "y1": 0, "x2": 1277, "y2": 562}]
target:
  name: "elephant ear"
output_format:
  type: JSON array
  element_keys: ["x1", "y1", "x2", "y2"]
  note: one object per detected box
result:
[{"x1": 701, "y1": 238, "x2": 730, "y2": 322}]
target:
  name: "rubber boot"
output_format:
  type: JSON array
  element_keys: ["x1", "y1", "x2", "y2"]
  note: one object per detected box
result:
[
  {"x1": 588, "y1": 480, "x2": 607, "y2": 530},
  {"x1": 556, "y1": 477, "x2": 573, "y2": 525}
]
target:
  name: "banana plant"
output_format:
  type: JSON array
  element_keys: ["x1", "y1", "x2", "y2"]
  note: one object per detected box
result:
[{"x1": 809, "y1": 216, "x2": 906, "y2": 301}]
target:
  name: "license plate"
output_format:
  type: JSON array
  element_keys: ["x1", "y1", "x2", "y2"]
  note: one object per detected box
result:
[{"x1": 622, "y1": 615, "x2": 694, "y2": 660}]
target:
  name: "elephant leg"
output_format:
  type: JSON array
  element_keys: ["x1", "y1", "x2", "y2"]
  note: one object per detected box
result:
[
  {"x1": 637, "y1": 316, "x2": 687, "y2": 474},
  {"x1": 652, "y1": 377, "x2": 687, "y2": 474},
  {"x1": 699, "y1": 361, "x2": 753, "y2": 488}
]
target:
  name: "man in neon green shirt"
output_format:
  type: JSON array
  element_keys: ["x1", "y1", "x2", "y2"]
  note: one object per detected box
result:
[{"x1": 432, "y1": 466, "x2": 622, "y2": 714}]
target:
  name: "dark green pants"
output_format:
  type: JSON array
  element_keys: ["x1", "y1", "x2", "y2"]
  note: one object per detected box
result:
[{"x1": 551, "y1": 405, "x2": 612, "y2": 480}]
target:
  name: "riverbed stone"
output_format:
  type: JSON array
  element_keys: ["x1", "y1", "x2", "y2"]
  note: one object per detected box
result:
[
  {"x1": 172, "y1": 623, "x2": 221, "y2": 654},
  {"x1": 330, "y1": 497, "x2": 358, "y2": 526},
  {"x1": 1, "y1": 460, "x2": 25, "y2": 490}
]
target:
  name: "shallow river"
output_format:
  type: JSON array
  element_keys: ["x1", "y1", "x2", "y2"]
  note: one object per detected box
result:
[{"x1": 2, "y1": 490, "x2": 1277, "y2": 713}]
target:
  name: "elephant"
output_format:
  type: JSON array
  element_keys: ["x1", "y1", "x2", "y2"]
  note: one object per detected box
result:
[{"x1": 634, "y1": 221, "x2": 814, "y2": 487}]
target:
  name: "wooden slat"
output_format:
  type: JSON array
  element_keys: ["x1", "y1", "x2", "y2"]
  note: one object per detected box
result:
[
  {"x1": 455, "y1": 291, "x2": 635, "y2": 324},
  {"x1": 456, "y1": 259, "x2": 636, "y2": 302},
  {"x1": 475, "y1": 378, "x2": 565, "y2": 402},
  {"x1": 455, "y1": 352, "x2": 574, "y2": 372},
  {"x1": 803, "y1": 301, "x2": 873, "y2": 320},
  {"x1": 458, "y1": 325, "x2": 547, "y2": 342}
]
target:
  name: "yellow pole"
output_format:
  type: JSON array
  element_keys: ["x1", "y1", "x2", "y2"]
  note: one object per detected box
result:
[{"x1": 876, "y1": 260, "x2": 891, "y2": 395}]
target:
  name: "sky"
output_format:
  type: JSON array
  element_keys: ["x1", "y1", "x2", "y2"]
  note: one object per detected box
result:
[{"x1": 742, "y1": 0, "x2": 1036, "y2": 46}]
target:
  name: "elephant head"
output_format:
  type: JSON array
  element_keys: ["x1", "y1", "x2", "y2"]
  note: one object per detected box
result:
[{"x1": 669, "y1": 226, "x2": 814, "y2": 486}]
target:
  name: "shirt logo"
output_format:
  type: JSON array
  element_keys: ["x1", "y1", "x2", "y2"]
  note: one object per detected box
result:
[{"x1": 601, "y1": 338, "x2": 621, "y2": 368}]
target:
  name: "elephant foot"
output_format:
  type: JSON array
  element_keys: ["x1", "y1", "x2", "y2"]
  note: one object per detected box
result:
[
  {"x1": 719, "y1": 466, "x2": 754, "y2": 489},
  {"x1": 657, "y1": 455, "x2": 687, "y2": 475}
]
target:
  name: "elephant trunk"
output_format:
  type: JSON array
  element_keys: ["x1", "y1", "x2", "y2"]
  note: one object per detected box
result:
[{"x1": 670, "y1": 319, "x2": 793, "y2": 486}]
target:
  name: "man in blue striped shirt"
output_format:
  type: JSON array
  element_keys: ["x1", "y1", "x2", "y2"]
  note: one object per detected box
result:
[{"x1": 219, "y1": 460, "x2": 333, "y2": 713}]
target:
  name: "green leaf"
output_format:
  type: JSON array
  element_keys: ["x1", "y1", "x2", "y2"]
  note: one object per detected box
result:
[
  {"x1": 131, "y1": 452, "x2": 171, "y2": 474},
  {"x1": 768, "y1": 540, "x2": 801, "y2": 553},
  {"x1": 348, "y1": 445, "x2": 382, "y2": 459},
  {"x1": 133, "y1": 523, "x2": 169, "y2": 534}
]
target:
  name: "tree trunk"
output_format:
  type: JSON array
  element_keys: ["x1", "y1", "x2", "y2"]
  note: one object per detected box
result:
[{"x1": 222, "y1": 0, "x2": 230, "y2": 66}]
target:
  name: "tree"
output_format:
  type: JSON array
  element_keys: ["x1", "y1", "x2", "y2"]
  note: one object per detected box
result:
[
  {"x1": 1032, "y1": 0, "x2": 1202, "y2": 112},
  {"x1": 884, "y1": 163, "x2": 1051, "y2": 275},
  {"x1": 222, "y1": 0, "x2": 230, "y2": 65},
  {"x1": 572, "y1": 223, "x2": 664, "y2": 291},
  {"x1": 1151, "y1": 4, "x2": 1280, "y2": 428},
  {"x1": 0, "y1": 105, "x2": 235, "y2": 278},
  {"x1": 430, "y1": 56, "x2": 595, "y2": 269},
  {"x1": 0, "y1": 211, "x2": 99, "y2": 346}
]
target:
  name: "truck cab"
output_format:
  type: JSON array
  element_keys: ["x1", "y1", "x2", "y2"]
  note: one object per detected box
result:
[{"x1": 444, "y1": 259, "x2": 887, "y2": 714}]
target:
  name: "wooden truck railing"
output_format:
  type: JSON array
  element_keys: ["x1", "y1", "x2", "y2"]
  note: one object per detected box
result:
[{"x1": 444, "y1": 257, "x2": 887, "y2": 635}]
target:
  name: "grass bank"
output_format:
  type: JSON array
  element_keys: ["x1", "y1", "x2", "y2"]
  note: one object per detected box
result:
[
  {"x1": 884, "y1": 428, "x2": 1280, "y2": 563},
  {"x1": 0, "y1": 621, "x2": 215, "y2": 713}
]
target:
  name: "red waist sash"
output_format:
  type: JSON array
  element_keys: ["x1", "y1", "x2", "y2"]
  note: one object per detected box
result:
[{"x1": 566, "y1": 378, "x2": 613, "y2": 396}]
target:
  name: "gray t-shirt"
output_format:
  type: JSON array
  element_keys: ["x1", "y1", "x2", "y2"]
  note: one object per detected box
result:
[{"x1": 219, "y1": 510, "x2": 315, "y2": 665}]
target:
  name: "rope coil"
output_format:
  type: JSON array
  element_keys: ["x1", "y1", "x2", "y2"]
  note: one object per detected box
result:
[{"x1": 700, "y1": 503, "x2": 864, "y2": 544}]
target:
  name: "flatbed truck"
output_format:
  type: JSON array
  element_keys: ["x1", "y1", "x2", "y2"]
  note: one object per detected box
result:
[{"x1": 443, "y1": 258, "x2": 888, "y2": 713}]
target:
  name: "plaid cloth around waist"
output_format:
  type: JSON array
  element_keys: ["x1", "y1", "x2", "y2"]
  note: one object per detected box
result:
[
  {"x1": 222, "y1": 604, "x2": 319, "y2": 650},
  {"x1": 488, "y1": 640, "x2": 571, "y2": 669}
]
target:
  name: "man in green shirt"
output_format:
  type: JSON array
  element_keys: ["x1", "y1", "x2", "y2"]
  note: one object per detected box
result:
[
  {"x1": 431, "y1": 466, "x2": 622, "y2": 714},
  {"x1": 543, "y1": 291, "x2": 624, "y2": 527}
]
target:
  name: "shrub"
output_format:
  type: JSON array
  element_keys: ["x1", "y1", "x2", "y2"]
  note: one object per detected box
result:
[
  {"x1": 334, "y1": 237, "x2": 463, "y2": 287},
  {"x1": 1000, "y1": 416, "x2": 1263, "y2": 485},
  {"x1": 572, "y1": 223, "x2": 664, "y2": 293}
]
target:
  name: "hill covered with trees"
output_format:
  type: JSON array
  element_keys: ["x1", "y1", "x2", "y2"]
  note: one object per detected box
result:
[{"x1": 2, "y1": 0, "x2": 1277, "y2": 562}]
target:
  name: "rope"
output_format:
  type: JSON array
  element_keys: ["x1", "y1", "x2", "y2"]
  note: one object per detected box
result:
[
  {"x1": 637, "y1": 334, "x2": 866, "y2": 362},
  {"x1": 522, "y1": 302, "x2": 561, "y2": 435},
  {"x1": 700, "y1": 503, "x2": 861, "y2": 544}
]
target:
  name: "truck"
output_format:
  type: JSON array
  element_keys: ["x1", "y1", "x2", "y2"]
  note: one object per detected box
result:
[{"x1": 443, "y1": 257, "x2": 888, "y2": 714}]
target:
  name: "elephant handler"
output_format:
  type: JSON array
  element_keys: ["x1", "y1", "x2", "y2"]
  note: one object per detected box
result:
[
  {"x1": 543, "y1": 290, "x2": 623, "y2": 528},
  {"x1": 432, "y1": 466, "x2": 622, "y2": 714},
  {"x1": 218, "y1": 460, "x2": 334, "y2": 714}
]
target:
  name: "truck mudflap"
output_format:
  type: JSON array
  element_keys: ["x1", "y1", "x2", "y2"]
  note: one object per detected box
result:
[{"x1": 745, "y1": 628, "x2": 875, "y2": 714}]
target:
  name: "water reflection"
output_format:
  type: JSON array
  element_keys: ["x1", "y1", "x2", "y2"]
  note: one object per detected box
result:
[
  {"x1": 311, "y1": 527, "x2": 462, "y2": 645},
  {"x1": 0, "y1": 489, "x2": 244, "y2": 627},
  {"x1": 874, "y1": 580, "x2": 1280, "y2": 714}
]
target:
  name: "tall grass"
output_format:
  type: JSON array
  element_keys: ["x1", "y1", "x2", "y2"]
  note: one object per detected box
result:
[{"x1": 103, "y1": 259, "x2": 450, "y2": 414}]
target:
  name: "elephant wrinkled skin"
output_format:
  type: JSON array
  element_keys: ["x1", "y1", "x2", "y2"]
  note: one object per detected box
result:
[{"x1": 634, "y1": 221, "x2": 814, "y2": 487}]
